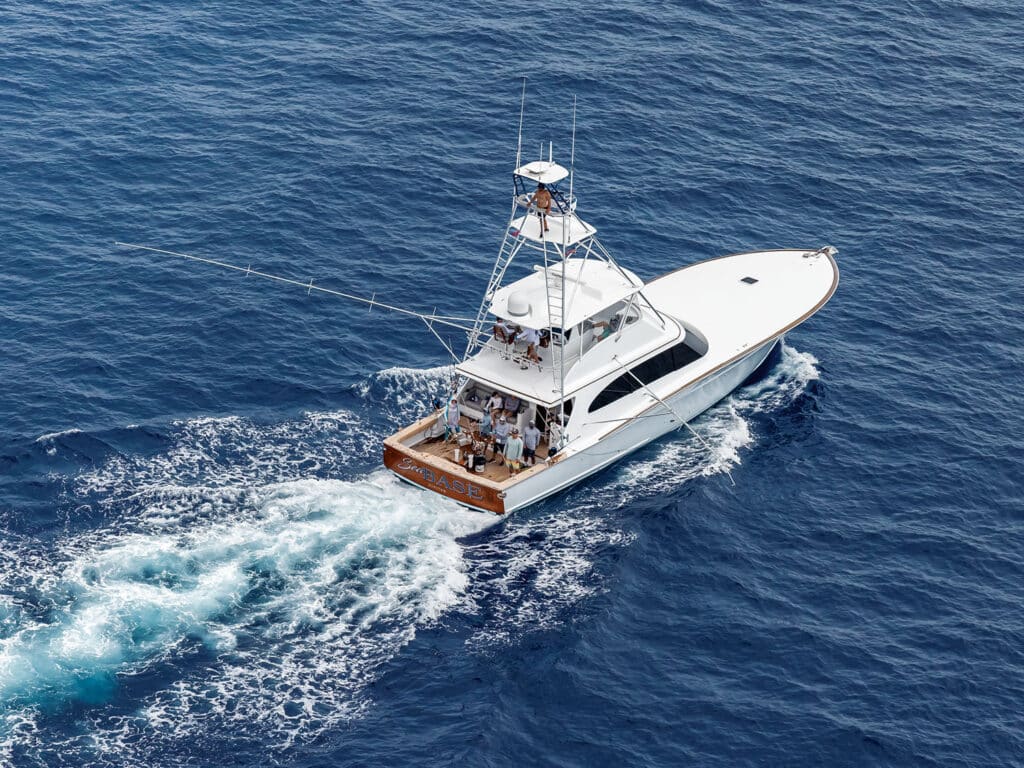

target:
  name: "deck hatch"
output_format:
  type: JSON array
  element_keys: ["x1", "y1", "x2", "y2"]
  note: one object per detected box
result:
[{"x1": 740, "y1": 276, "x2": 759, "y2": 284}]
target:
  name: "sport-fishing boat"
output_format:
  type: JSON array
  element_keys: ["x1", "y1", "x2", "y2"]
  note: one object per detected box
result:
[
  {"x1": 383, "y1": 151, "x2": 839, "y2": 514},
  {"x1": 118, "y1": 114, "x2": 837, "y2": 517}
]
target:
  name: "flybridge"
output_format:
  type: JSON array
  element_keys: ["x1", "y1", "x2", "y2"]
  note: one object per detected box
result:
[{"x1": 489, "y1": 259, "x2": 643, "y2": 331}]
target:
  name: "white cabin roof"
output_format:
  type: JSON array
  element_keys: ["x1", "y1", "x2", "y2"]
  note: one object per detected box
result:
[
  {"x1": 514, "y1": 160, "x2": 569, "y2": 185},
  {"x1": 490, "y1": 257, "x2": 643, "y2": 330}
]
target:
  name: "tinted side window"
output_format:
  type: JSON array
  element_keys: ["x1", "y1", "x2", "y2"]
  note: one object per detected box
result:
[{"x1": 589, "y1": 341, "x2": 703, "y2": 412}]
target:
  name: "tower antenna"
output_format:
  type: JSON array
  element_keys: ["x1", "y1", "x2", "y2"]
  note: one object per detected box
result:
[
  {"x1": 569, "y1": 95, "x2": 577, "y2": 222},
  {"x1": 515, "y1": 77, "x2": 527, "y2": 169}
]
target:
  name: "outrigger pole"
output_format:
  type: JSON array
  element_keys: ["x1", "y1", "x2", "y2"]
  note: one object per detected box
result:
[{"x1": 114, "y1": 242, "x2": 473, "y2": 363}]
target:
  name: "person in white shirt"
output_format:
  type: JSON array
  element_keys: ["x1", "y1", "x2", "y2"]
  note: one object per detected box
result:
[
  {"x1": 548, "y1": 417, "x2": 565, "y2": 456},
  {"x1": 444, "y1": 398, "x2": 460, "y2": 440},
  {"x1": 517, "y1": 326, "x2": 542, "y2": 368},
  {"x1": 486, "y1": 391, "x2": 503, "y2": 419}
]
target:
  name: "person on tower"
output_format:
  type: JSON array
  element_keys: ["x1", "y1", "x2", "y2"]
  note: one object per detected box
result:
[{"x1": 528, "y1": 183, "x2": 552, "y2": 236}]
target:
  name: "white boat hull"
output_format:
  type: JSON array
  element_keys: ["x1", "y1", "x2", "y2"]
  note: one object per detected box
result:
[
  {"x1": 385, "y1": 245, "x2": 837, "y2": 514},
  {"x1": 497, "y1": 338, "x2": 777, "y2": 513}
]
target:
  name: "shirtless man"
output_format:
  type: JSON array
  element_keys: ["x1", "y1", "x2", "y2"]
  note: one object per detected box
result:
[
  {"x1": 493, "y1": 318, "x2": 516, "y2": 346},
  {"x1": 528, "y1": 183, "x2": 552, "y2": 235}
]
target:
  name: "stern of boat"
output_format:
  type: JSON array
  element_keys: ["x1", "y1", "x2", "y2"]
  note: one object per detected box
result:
[{"x1": 383, "y1": 414, "x2": 508, "y2": 514}]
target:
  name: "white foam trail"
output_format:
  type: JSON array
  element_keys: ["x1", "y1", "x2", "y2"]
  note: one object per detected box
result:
[
  {"x1": 34, "y1": 428, "x2": 83, "y2": 444},
  {"x1": 1, "y1": 472, "x2": 492, "y2": 758},
  {"x1": 76, "y1": 409, "x2": 376, "y2": 503},
  {"x1": 464, "y1": 505, "x2": 634, "y2": 649},
  {"x1": 354, "y1": 364, "x2": 456, "y2": 424},
  {"x1": 130, "y1": 474, "x2": 493, "y2": 746}
]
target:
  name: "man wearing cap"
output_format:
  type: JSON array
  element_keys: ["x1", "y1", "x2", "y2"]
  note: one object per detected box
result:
[
  {"x1": 444, "y1": 397, "x2": 460, "y2": 441},
  {"x1": 504, "y1": 427, "x2": 525, "y2": 475},
  {"x1": 522, "y1": 419, "x2": 542, "y2": 466},
  {"x1": 492, "y1": 415, "x2": 511, "y2": 463}
]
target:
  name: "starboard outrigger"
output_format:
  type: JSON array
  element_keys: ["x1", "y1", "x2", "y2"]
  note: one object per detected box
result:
[{"x1": 119, "y1": 95, "x2": 838, "y2": 516}]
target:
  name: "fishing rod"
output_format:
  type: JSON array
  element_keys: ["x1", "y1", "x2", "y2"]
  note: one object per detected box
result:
[{"x1": 115, "y1": 242, "x2": 475, "y2": 363}]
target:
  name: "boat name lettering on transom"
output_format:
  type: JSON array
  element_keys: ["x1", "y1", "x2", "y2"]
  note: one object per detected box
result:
[{"x1": 396, "y1": 457, "x2": 484, "y2": 500}]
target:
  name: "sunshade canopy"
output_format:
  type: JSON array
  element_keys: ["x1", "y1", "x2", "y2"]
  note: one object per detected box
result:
[{"x1": 514, "y1": 160, "x2": 569, "y2": 185}]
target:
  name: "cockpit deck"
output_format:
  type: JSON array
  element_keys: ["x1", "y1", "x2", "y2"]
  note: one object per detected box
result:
[{"x1": 412, "y1": 414, "x2": 552, "y2": 483}]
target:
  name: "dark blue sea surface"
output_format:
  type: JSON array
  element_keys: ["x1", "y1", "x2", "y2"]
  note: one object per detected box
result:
[{"x1": 2, "y1": 1, "x2": 1022, "y2": 766}]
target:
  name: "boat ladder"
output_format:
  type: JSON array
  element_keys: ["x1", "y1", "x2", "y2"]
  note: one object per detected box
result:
[{"x1": 465, "y1": 224, "x2": 525, "y2": 357}]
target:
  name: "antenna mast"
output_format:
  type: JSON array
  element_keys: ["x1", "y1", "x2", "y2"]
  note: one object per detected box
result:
[
  {"x1": 569, "y1": 95, "x2": 577, "y2": 220},
  {"x1": 515, "y1": 77, "x2": 527, "y2": 169}
]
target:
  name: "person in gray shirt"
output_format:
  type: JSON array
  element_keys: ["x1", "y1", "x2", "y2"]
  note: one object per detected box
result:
[
  {"x1": 492, "y1": 416, "x2": 511, "y2": 462},
  {"x1": 522, "y1": 419, "x2": 542, "y2": 466}
]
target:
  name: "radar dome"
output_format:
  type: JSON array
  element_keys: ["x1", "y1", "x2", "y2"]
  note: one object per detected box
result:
[{"x1": 507, "y1": 292, "x2": 531, "y2": 317}]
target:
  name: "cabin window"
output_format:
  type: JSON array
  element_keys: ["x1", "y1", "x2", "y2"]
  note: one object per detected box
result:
[{"x1": 588, "y1": 340, "x2": 703, "y2": 412}]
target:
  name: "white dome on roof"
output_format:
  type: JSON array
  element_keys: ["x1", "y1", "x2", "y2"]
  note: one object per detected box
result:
[{"x1": 506, "y1": 291, "x2": 531, "y2": 317}]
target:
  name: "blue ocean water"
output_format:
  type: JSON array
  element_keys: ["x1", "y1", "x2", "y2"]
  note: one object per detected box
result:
[{"x1": 2, "y1": 1, "x2": 1023, "y2": 765}]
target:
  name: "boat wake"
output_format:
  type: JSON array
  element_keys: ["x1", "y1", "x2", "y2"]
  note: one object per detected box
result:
[
  {"x1": 2, "y1": 471, "x2": 491, "y2": 764},
  {"x1": 1, "y1": 344, "x2": 819, "y2": 763}
]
